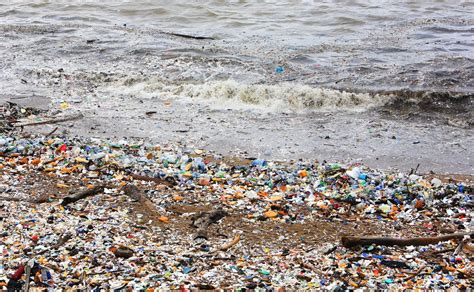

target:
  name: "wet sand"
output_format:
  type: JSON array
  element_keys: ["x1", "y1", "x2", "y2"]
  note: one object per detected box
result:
[{"x1": 6, "y1": 93, "x2": 473, "y2": 175}]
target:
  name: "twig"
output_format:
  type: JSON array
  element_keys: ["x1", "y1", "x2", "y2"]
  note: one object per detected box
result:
[
  {"x1": 420, "y1": 247, "x2": 455, "y2": 258},
  {"x1": 45, "y1": 127, "x2": 58, "y2": 138},
  {"x1": 0, "y1": 196, "x2": 50, "y2": 204},
  {"x1": 163, "y1": 31, "x2": 214, "y2": 40},
  {"x1": 220, "y1": 235, "x2": 241, "y2": 251},
  {"x1": 341, "y1": 232, "x2": 473, "y2": 248},
  {"x1": 61, "y1": 186, "x2": 105, "y2": 206},
  {"x1": 401, "y1": 265, "x2": 426, "y2": 282},
  {"x1": 15, "y1": 113, "x2": 83, "y2": 127},
  {"x1": 86, "y1": 269, "x2": 124, "y2": 276},
  {"x1": 453, "y1": 240, "x2": 466, "y2": 256},
  {"x1": 0, "y1": 196, "x2": 23, "y2": 202}
]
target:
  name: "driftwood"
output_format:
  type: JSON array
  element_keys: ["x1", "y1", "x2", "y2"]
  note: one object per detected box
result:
[
  {"x1": 122, "y1": 184, "x2": 159, "y2": 215},
  {"x1": 341, "y1": 232, "x2": 473, "y2": 248},
  {"x1": 0, "y1": 196, "x2": 24, "y2": 202},
  {"x1": 163, "y1": 31, "x2": 214, "y2": 40},
  {"x1": 0, "y1": 195, "x2": 50, "y2": 204},
  {"x1": 61, "y1": 186, "x2": 105, "y2": 206},
  {"x1": 129, "y1": 173, "x2": 176, "y2": 187},
  {"x1": 15, "y1": 113, "x2": 83, "y2": 127},
  {"x1": 192, "y1": 210, "x2": 228, "y2": 240},
  {"x1": 220, "y1": 235, "x2": 241, "y2": 251}
]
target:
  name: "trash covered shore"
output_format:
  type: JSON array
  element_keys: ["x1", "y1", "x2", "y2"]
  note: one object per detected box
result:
[{"x1": 0, "y1": 103, "x2": 473, "y2": 290}]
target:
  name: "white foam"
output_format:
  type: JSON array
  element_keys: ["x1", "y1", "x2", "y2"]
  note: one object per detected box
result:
[{"x1": 104, "y1": 79, "x2": 390, "y2": 112}]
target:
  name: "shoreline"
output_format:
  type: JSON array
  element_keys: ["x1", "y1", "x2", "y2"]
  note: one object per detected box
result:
[
  {"x1": 6, "y1": 92, "x2": 473, "y2": 175},
  {"x1": 0, "y1": 105, "x2": 472, "y2": 289}
]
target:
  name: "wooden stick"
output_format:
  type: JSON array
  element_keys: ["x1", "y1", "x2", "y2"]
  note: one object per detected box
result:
[
  {"x1": 0, "y1": 196, "x2": 23, "y2": 202},
  {"x1": 453, "y1": 240, "x2": 466, "y2": 256},
  {"x1": 15, "y1": 113, "x2": 83, "y2": 127},
  {"x1": 45, "y1": 126, "x2": 58, "y2": 138},
  {"x1": 420, "y1": 247, "x2": 455, "y2": 258},
  {"x1": 0, "y1": 196, "x2": 49, "y2": 204},
  {"x1": 163, "y1": 31, "x2": 214, "y2": 40},
  {"x1": 401, "y1": 265, "x2": 426, "y2": 282},
  {"x1": 341, "y1": 232, "x2": 473, "y2": 248},
  {"x1": 220, "y1": 235, "x2": 241, "y2": 251},
  {"x1": 61, "y1": 186, "x2": 104, "y2": 206}
]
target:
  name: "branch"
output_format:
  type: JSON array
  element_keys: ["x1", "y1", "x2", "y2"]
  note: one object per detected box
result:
[
  {"x1": 61, "y1": 186, "x2": 104, "y2": 206},
  {"x1": 341, "y1": 232, "x2": 473, "y2": 248},
  {"x1": 15, "y1": 113, "x2": 83, "y2": 127},
  {"x1": 163, "y1": 31, "x2": 214, "y2": 40}
]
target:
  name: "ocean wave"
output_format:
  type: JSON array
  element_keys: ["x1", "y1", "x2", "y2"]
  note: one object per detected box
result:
[{"x1": 105, "y1": 79, "x2": 389, "y2": 112}]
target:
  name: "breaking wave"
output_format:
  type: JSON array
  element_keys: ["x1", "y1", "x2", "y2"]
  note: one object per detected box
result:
[{"x1": 106, "y1": 79, "x2": 389, "y2": 112}]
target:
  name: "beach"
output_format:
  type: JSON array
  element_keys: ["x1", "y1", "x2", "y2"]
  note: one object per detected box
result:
[{"x1": 0, "y1": 0, "x2": 473, "y2": 290}]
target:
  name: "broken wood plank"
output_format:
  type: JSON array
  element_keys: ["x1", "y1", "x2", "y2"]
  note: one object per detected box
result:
[
  {"x1": 61, "y1": 186, "x2": 104, "y2": 206},
  {"x1": 341, "y1": 232, "x2": 473, "y2": 248}
]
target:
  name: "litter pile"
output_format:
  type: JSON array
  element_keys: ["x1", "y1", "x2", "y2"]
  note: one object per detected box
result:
[{"x1": 0, "y1": 126, "x2": 472, "y2": 289}]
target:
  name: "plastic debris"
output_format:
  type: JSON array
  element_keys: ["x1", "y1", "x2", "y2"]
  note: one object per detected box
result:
[{"x1": 0, "y1": 124, "x2": 472, "y2": 289}]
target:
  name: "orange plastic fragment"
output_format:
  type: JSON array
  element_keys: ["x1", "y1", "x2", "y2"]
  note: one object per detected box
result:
[
  {"x1": 415, "y1": 199, "x2": 425, "y2": 209},
  {"x1": 18, "y1": 157, "x2": 28, "y2": 164},
  {"x1": 264, "y1": 210, "x2": 278, "y2": 218},
  {"x1": 299, "y1": 170, "x2": 308, "y2": 178},
  {"x1": 258, "y1": 191, "x2": 268, "y2": 198},
  {"x1": 158, "y1": 216, "x2": 169, "y2": 223}
]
